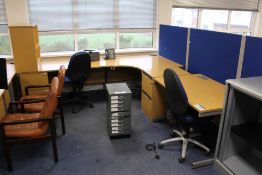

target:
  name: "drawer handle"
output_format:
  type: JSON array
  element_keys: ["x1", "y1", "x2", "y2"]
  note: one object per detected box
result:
[{"x1": 111, "y1": 96, "x2": 124, "y2": 100}]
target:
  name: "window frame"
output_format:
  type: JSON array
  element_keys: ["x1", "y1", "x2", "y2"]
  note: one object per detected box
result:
[
  {"x1": 38, "y1": 28, "x2": 156, "y2": 55},
  {"x1": 27, "y1": 0, "x2": 157, "y2": 55}
]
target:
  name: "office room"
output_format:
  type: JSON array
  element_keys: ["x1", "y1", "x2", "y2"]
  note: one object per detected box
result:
[{"x1": 1, "y1": 0, "x2": 262, "y2": 174}]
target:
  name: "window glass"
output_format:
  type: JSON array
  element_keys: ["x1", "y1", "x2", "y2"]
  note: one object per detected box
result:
[
  {"x1": 172, "y1": 8, "x2": 198, "y2": 28},
  {"x1": 231, "y1": 11, "x2": 252, "y2": 29},
  {"x1": 39, "y1": 35, "x2": 75, "y2": 53},
  {"x1": 119, "y1": 33, "x2": 153, "y2": 49},
  {"x1": 0, "y1": 0, "x2": 11, "y2": 55},
  {"x1": 201, "y1": 10, "x2": 229, "y2": 30},
  {"x1": 0, "y1": 35, "x2": 11, "y2": 55},
  {"x1": 78, "y1": 33, "x2": 116, "y2": 50}
]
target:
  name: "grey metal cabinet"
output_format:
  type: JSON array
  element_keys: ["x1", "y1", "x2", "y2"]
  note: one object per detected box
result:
[
  {"x1": 214, "y1": 76, "x2": 262, "y2": 175},
  {"x1": 106, "y1": 83, "x2": 132, "y2": 137}
]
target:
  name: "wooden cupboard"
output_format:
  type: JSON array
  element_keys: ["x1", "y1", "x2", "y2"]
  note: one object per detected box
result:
[{"x1": 9, "y1": 25, "x2": 40, "y2": 73}]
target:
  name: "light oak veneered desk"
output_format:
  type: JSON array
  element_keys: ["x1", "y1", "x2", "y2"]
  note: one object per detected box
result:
[
  {"x1": 4, "y1": 54, "x2": 224, "y2": 121},
  {"x1": 39, "y1": 54, "x2": 187, "y2": 121},
  {"x1": 40, "y1": 54, "x2": 184, "y2": 76},
  {"x1": 155, "y1": 74, "x2": 225, "y2": 117}
]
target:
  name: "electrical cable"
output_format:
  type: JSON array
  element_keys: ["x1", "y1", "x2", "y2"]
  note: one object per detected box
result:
[{"x1": 145, "y1": 142, "x2": 160, "y2": 160}]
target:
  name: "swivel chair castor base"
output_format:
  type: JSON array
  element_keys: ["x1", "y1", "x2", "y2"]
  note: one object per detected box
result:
[{"x1": 158, "y1": 129, "x2": 211, "y2": 163}]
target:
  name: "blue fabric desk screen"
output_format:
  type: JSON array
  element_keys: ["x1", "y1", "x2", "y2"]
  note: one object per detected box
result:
[
  {"x1": 188, "y1": 29, "x2": 241, "y2": 84},
  {"x1": 159, "y1": 25, "x2": 188, "y2": 66},
  {"x1": 241, "y1": 36, "x2": 262, "y2": 78}
]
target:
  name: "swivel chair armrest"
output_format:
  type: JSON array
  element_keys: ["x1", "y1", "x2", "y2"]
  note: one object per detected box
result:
[
  {"x1": 25, "y1": 84, "x2": 51, "y2": 95},
  {"x1": 0, "y1": 116, "x2": 53, "y2": 126}
]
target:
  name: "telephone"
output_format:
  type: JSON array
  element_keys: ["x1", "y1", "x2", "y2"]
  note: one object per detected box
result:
[{"x1": 105, "y1": 48, "x2": 116, "y2": 60}]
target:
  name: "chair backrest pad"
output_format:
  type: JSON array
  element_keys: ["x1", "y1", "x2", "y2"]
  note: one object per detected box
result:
[
  {"x1": 39, "y1": 77, "x2": 59, "y2": 125},
  {"x1": 65, "y1": 51, "x2": 91, "y2": 86},
  {"x1": 164, "y1": 68, "x2": 188, "y2": 115}
]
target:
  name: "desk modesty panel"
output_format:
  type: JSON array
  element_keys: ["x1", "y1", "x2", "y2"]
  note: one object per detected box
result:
[{"x1": 155, "y1": 74, "x2": 225, "y2": 117}]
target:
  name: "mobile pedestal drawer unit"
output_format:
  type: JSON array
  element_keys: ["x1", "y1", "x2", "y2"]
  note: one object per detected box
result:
[{"x1": 106, "y1": 83, "x2": 132, "y2": 138}]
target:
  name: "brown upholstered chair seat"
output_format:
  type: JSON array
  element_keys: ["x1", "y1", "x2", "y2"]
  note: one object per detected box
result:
[
  {"x1": 2, "y1": 113, "x2": 48, "y2": 138},
  {"x1": 20, "y1": 92, "x2": 47, "y2": 113},
  {"x1": 23, "y1": 102, "x2": 45, "y2": 113}
]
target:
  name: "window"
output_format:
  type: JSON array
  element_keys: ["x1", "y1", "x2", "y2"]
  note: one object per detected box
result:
[
  {"x1": 78, "y1": 33, "x2": 116, "y2": 50},
  {"x1": 0, "y1": 35, "x2": 11, "y2": 55},
  {"x1": 201, "y1": 10, "x2": 229, "y2": 30},
  {"x1": 119, "y1": 32, "x2": 153, "y2": 49},
  {"x1": 28, "y1": 0, "x2": 157, "y2": 53},
  {"x1": 230, "y1": 11, "x2": 252, "y2": 29},
  {"x1": 39, "y1": 34, "x2": 75, "y2": 53},
  {"x1": 172, "y1": 8, "x2": 198, "y2": 28},
  {"x1": 0, "y1": 0, "x2": 11, "y2": 55},
  {"x1": 172, "y1": 8, "x2": 254, "y2": 35}
]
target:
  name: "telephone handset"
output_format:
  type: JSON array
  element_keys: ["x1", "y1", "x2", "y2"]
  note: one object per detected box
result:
[{"x1": 105, "y1": 48, "x2": 116, "y2": 60}]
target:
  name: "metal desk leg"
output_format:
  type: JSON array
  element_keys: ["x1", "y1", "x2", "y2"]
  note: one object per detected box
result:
[{"x1": 192, "y1": 158, "x2": 214, "y2": 169}]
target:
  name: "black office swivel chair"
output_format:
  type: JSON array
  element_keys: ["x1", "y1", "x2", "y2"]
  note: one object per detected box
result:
[
  {"x1": 158, "y1": 68, "x2": 210, "y2": 162},
  {"x1": 65, "y1": 51, "x2": 93, "y2": 113}
]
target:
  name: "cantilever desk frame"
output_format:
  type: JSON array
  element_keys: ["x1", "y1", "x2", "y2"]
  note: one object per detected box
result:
[{"x1": 1, "y1": 55, "x2": 224, "y2": 118}]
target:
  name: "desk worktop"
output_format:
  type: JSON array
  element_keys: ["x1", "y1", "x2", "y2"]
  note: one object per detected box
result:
[
  {"x1": 155, "y1": 74, "x2": 225, "y2": 117},
  {"x1": 39, "y1": 54, "x2": 186, "y2": 78},
  {"x1": 4, "y1": 54, "x2": 225, "y2": 117}
]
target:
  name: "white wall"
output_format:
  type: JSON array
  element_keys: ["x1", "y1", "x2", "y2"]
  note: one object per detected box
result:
[
  {"x1": 155, "y1": 0, "x2": 173, "y2": 49},
  {"x1": 4, "y1": 0, "x2": 29, "y2": 25},
  {"x1": 157, "y1": 0, "x2": 173, "y2": 25}
]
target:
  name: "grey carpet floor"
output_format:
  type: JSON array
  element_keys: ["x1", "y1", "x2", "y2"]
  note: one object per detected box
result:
[{"x1": 0, "y1": 93, "x2": 220, "y2": 175}]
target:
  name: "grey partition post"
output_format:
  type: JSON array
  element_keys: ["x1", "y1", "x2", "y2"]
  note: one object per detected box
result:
[
  {"x1": 185, "y1": 28, "x2": 190, "y2": 71},
  {"x1": 236, "y1": 35, "x2": 246, "y2": 79}
]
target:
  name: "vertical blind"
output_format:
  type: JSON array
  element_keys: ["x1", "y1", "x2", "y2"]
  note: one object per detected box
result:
[
  {"x1": 0, "y1": 0, "x2": 8, "y2": 33},
  {"x1": 28, "y1": 0, "x2": 157, "y2": 32},
  {"x1": 173, "y1": 0, "x2": 260, "y2": 11}
]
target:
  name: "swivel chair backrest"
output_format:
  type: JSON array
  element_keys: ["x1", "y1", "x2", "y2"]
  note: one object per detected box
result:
[
  {"x1": 66, "y1": 51, "x2": 91, "y2": 87},
  {"x1": 164, "y1": 68, "x2": 188, "y2": 115}
]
